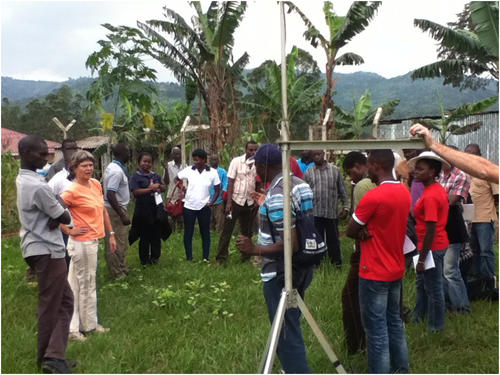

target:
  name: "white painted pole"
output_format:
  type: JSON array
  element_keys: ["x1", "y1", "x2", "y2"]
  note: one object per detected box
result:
[
  {"x1": 279, "y1": 1, "x2": 293, "y2": 296},
  {"x1": 372, "y1": 107, "x2": 383, "y2": 138},
  {"x1": 180, "y1": 116, "x2": 191, "y2": 167}
]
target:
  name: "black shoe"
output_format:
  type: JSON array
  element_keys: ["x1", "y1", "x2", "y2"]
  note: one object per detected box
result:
[{"x1": 41, "y1": 358, "x2": 72, "y2": 374}]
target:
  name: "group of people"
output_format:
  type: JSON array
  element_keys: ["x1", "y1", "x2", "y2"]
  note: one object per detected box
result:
[{"x1": 16, "y1": 122, "x2": 497, "y2": 373}]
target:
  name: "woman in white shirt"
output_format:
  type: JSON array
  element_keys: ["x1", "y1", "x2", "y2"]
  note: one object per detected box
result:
[{"x1": 177, "y1": 149, "x2": 221, "y2": 262}]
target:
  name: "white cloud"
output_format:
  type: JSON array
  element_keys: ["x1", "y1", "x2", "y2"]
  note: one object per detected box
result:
[{"x1": 1, "y1": 0, "x2": 469, "y2": 82}]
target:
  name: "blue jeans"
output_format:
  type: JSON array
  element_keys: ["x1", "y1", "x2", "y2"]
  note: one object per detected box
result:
[
  {"x1": 359, "y1": 277, "x2": 409, "y2": 374},
  {"x1": 263, "y1": 268, "x2": 314, "y2": 374},
  {"x1": 443, "y1": 243, "x2": 470, "y2": 312},
  {"x1": 413, "y1": 249, "x2": 446, "y2": 331},
  {"x1": 471, "y1": 222, "x2": 496, "y2": 278},
  {"x1": 183, "y1": 206, "x2": 211, "y2": 260}
]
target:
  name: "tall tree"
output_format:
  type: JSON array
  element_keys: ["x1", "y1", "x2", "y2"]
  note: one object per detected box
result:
[
  {"x1": 416, "y1": 93, "x2": 498, "y2": 144},
  {"x1": 86, "y1": 23, "x2": 163, "y2": 148},
  {"x1": 242, "y1": 46, "x2": 322, "y2": 142},
  {"x1": 335, "y1": 90, "x2": 399, "y2": 139},
  {"x1": 285, "y1": 1, "x2": 381, "y2": 139},
  {"x1": 137, "y1": 1, "x2": 249, "y2": 152},
  {"x1": 412, "y1": 1, "x2": 499, "y2": 90}
]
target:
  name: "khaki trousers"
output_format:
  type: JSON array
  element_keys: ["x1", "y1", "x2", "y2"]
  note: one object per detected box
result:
[
  {"x1": 210, "y1": 202, "x2": 225, "y2": 232},
  {"x1": 67, "y1": 238, "x2": 99, "y2": 333},
  {"x1": 104, "y1": 206, "x2": 130, "y2": 279}
]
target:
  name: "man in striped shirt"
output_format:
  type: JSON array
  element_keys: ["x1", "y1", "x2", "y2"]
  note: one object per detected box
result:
[
  {"x1": 237, "y1": 143, "x2": 314, "y2": 373},
  {"x1": 304, "y1": 150, "x2": 349, "y2": 267}
]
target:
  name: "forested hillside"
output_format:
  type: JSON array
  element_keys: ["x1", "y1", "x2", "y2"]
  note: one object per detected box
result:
[{"x1": 2, "y1": 73, "x2": 497, "y2": 121}]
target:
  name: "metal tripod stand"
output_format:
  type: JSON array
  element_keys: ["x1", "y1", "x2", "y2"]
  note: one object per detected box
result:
[{"x1": 258, "y1": 4, "x2": 424, "y2": 373}]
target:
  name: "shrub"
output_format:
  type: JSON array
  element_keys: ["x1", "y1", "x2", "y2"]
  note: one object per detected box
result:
[{"x1": 1, "y1": 152, "x2": 20, "y2": 234}]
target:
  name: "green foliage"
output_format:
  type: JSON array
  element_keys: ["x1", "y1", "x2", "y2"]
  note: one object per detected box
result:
[
  {"x1": 335, "y1": 89, "x2": 400, "y2": 139},
  {"x1": 242, "y1": 46, "x2": 322, "y2": 142},
  {"x1": 1, "y1": 152, "x2": 20, "y2": 233},
  {"x1": 85, "y1": 23, "x2": 165, "y2": 147},
  {"x1": 2, "y1": 85, "x2": 99, "y2": 142},
  {"x1": 219, "y1": 128, "x2": 265, "y2": 168},
  {"x1": 137, "y1": 1, "x2": 249, "y2": 151},
  {"x1": 416, "y1": 93, "x2": 498, "y2": 143},
  {"x1": 412, "y1": 1, "x2": 499, "y2": 89},
  {"x1": 285, "y1": 1, "x2": 382, "y2": 135},
  {"x1": 1, "y1": 231, "x2": 498, "y2": 373}
]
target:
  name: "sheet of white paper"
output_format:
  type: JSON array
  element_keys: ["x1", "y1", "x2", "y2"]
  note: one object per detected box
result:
[
  {"x1": 154, "y1": 192, "x2": 163, "y2": 205},
  {"x1": 413, "y1": 251, "x2": 435, "y2": 270},
  {"x1": 403, "y1": 235, "x2": 416, "y2": 254}
]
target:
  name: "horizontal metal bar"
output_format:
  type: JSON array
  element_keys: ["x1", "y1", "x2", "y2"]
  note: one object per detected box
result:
[{"x1": 280, "y1": 138, "x2": 425, "y2": 151}]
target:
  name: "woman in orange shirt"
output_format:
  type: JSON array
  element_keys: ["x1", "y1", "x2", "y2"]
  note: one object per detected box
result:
[{"x1": 61, "y1": 150, "x2": 116, "y2": 341}]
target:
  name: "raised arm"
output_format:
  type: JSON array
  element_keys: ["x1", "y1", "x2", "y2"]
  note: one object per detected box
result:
[{"x1": 410, "y1": 124, "x2": 499, "y2": 183}]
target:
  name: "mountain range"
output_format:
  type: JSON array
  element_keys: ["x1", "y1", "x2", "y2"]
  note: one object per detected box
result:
[{"x1": 2, "y1": 72, "x2": 498, "y2": 120}]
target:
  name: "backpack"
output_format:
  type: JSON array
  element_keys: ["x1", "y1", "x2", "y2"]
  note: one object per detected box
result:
[
  {"x1": 292, "y1": 208, "x2": 327, "y2": 266},
  {"x1": 266, "y1": 182, "x2": 327, "y2": 268}
]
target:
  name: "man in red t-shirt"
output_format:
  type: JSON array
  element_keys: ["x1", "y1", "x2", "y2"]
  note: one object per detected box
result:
[{"x1": 346, "y1": 149, "x2": 411, "y2": 374}]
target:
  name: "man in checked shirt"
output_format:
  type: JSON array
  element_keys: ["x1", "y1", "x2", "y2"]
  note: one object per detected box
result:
[
  {"x1": 438, "y1": 145, "x2": 471, "y2": 314},
  {"x1": 304, "y1": 150, "x2": 349, "y2": 267}
]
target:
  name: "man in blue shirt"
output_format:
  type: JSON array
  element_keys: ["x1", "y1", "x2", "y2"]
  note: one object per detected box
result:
[
  {"x1": 209, "y1": 154, "x2": 228, "y2": 232},
  {"x1": 237, "y1": 143, "x2": 314, "y2": 373}
]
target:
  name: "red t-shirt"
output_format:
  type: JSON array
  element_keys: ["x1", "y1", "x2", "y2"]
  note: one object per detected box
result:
[
  {"x1": 353, "y1": 181, "x2": 411, "y2": 281},
  {"x1": 413, "y1": 182, "x2": 449, "y2": 251}
]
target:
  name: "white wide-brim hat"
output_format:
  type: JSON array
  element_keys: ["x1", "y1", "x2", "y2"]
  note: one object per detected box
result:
[{"x1": 407, "y1": 150, "x2": 451, "y2": 170}]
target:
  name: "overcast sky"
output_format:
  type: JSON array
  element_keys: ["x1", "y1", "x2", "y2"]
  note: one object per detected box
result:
[{"x1": 1, "y1": 0, "x2": 468, "y2": 83}]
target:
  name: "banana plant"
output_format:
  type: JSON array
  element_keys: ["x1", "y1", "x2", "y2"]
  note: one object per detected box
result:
[
  {"x1": 335, "y1": 90, "x2": 399, "y2": 139},
  {"x1": 416, "y1": 92, "x2": 498, "y2": 144}
]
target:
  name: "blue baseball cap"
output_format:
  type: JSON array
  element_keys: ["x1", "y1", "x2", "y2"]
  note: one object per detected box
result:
[{"x1": 254, "y1": 143, "x2": 282, "y2": 165}]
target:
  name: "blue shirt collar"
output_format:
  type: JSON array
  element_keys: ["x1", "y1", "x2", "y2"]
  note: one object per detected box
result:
[{"x1": 113, "y1": 160, "x2": 127, "y2": 175}]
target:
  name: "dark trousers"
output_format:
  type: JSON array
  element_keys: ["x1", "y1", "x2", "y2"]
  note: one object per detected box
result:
[
  {"x1": 138, "y1": 220, "x2": 162, "y2": 265},
  {"x1": 263, "y1": 268, "x2": 314, "y2": 373},
  {"x1": 183, "y1": 206, "x2": 211, "y2": 260},
  {"x1": 216, "y1": 201, "x2": 255, "y2": 262},
  {"x1": 25, "y1": 255, "x2": 74, "y2": 367},
  {"x1": 314, "y1": 217, "x2": 341, "y2": 264},
  {"x1": 341, "y1": 249, "x2": 365, "y2": 354}
]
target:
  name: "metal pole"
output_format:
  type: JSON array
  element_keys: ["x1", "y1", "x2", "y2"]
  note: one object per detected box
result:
[
  {"x1": 180, "y1": 116, "x2": 190, "y2": 167},
  {"x1": 279, "y1": 1, "x2": 293, "y2": 294}
]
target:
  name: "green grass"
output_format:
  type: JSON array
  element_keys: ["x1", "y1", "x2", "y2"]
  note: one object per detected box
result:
[{"x1": 2, "y1": 230, "x2": 498, "y2": 373}]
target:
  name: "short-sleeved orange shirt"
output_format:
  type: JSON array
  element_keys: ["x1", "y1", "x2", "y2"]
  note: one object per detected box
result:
[{"x1": 61, "y1": 178, "x2": 105, "y2": 241}]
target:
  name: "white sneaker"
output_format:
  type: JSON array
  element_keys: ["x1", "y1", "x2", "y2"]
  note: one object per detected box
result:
[
  {"x1": 95, "y1": 324, "x2": 110, "y2": 333},
  {"x1": 69, "y1": 331, "x2": 87, "y2": 342}
]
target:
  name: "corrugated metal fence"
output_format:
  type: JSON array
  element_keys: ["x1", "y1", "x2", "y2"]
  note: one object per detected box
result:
[{"x1": 379, "y1": 112, "x2": 499, "y2": 164}]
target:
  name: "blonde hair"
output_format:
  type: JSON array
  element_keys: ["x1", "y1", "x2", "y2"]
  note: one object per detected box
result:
[{"x1": 68, "y1": 150, "x2": 96, "y2": 180}]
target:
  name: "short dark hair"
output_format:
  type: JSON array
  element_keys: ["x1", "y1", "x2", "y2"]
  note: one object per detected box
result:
[
  {"x1": 137, "y1": 151, "x2": 153, "y2": 164},
  {"x1": 419, "y1": 158, "x2": 442, "y2": 178},
  {"x1": 465, "y1": 143, "x2": 481, "y2": 156},
  {"x1": 343, "y1": 151, "x2": 367, "y2": 171},
  {"x1": 245, "y1": 140, "x2": 258, "y2": 149},
  {"x1": 368, "y1": 149, "x2": 394, "y2": 171},
  {"x1": 112, "y1": 142, "x2": 129, "y2": 157},
  {"x1": 18, "y1": 135, "x2": 45, "y2": 158},
  {"x1": 192, "y1": 148, "x2": 207, "y2": 160},
  {"x1": 61, "y1": 139, "x2": 77, "y2": 149}
]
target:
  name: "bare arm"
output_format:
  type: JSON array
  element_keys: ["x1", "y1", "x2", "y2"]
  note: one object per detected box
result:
[
  {"x1": 410, "y1": 124, "x2": 499, "y2": 183},
  {"x1": 103, "y1": 207, "x2": 116, "y2": 253},
  {"x1": 106, "y1": 190, "x2": 130, "y2": 225},
  {"x1": 236, "y1": 227, "x2": 300, "y2": 256},
  {"x1": 208, "y1": 184, "x2": 221, "y2": 207},
  {"x1": 346, "y1": 218, "x2": 372, "y2": 241},
  {"x1": 416, "y1": 221, "x2": 436, "y2": 273},
  {"x1": 225, "y1": 178, "x2": 235, "y2": 213}
]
